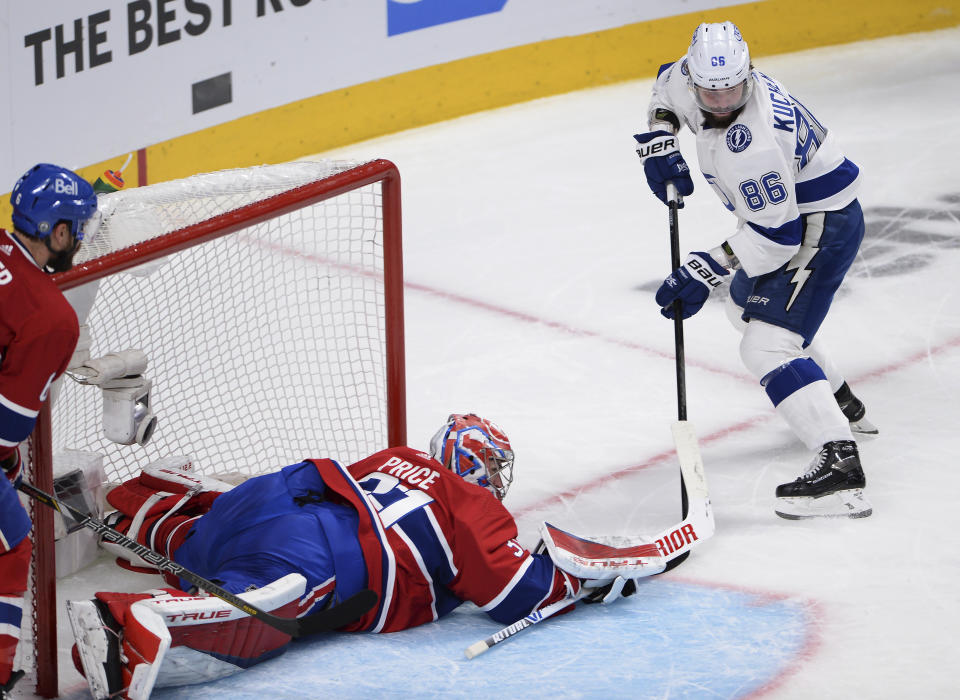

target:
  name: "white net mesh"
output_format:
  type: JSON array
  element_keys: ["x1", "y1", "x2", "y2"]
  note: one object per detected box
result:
[{"x1": 54, "y1": 160, "x2": 393, "y2": 482}]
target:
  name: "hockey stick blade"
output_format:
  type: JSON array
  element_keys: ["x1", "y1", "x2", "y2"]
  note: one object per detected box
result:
[
  {"x1": 671, "y1": 420, "x2": 713, "y2": 533},
  {"x1": 18, "y1": 480, "x2": 376, "y2": 638},
  {"x1": 296, "y1": 589, "x2": 379, "y2": 636},
  {"x1": 465, "y1": 449, "x2": 715, "y2": 660}
]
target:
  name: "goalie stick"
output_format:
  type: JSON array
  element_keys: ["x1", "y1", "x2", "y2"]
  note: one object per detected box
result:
[
  {"x1": 18, "y1": 480, "x2": 377, "y2": 638},
  {"x1": 464, "y1": 444, "x2": 713, "y2": 659}
]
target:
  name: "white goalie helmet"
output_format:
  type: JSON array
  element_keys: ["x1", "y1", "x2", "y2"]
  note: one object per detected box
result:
[
  {"x1": 429, "y1": 413, "x2": 514, "y2": 501},
  {"x1": 686, "y1": 21, "x2": 753, "y2": 115}
]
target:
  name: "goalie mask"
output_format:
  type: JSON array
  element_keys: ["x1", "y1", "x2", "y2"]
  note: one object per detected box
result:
[{"x1": 429, "y1": 413, "x2": 514, "y2": 500}]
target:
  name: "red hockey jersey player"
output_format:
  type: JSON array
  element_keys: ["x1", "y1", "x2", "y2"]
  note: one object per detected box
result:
[{"x1": 1, "y1": 164, "x2": 98, "y2": 697}]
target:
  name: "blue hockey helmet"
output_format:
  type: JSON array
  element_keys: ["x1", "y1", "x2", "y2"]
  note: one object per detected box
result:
[
  {"x1": 429, "y1": 413, "x2": 515, "y2": 500},
  {"x1": 10, "y1": 163, "x2": 99, "y2": 241}
]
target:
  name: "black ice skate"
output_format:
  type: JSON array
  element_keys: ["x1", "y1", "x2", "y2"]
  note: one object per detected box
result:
[
  {"x1": 774, "y1": 440, "x2": 872, "y2": 519},
  {"x1": 834, "y1": 382, "x2": 878, "y2": 435}
]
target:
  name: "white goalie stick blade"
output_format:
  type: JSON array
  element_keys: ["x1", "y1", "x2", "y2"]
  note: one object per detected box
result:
[{"x1": 775, "y1": 488, "x2": 873, "y2": 520}]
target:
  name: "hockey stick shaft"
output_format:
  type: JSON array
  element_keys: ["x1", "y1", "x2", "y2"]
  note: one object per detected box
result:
[
  {"x1": 665, "y1": 181, "x2": 691, "y2": 531},
  {"x1": 465, "y1": 446, "x2": 714, "y2": 659},
  {"x1": 666, "y1": 181, "x2": 687, "y2": 424},
  {"x1": 465, "y1": 592, "x2": 586, "y2": 659},
  {"x1": 18, "y1": 480, "x2": 375, "y2": 638}
]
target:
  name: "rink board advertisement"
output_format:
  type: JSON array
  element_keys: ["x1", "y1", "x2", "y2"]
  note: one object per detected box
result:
[
  {"x1": 1, "y1": 0, "x2": 958, "y2": 190},
  {"x1": 0, "y1": 0, "x2": 728, "y2": 187}
]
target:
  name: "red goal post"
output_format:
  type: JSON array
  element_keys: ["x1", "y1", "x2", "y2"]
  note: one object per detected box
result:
[{"x1": 21, "y1": 159, "x2": 406, "y2": 697}]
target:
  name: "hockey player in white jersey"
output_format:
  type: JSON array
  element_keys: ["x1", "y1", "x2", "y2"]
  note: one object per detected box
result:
[{"x1": 634, "y1": 21, "x2": 875, "y2": 519}]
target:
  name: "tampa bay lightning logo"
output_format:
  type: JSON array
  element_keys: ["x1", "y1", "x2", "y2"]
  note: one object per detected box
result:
[
  {"x1": 726, "y1": 124, "x2": 752, "y2": 153},
  {"x1": 680, "y1": 59, "x2": 689, "y2": 76}
]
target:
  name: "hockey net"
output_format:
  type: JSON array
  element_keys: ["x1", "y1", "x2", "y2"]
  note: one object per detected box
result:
[{"x1": 19, "y1": 159, "x2": 406, "y2": 696}]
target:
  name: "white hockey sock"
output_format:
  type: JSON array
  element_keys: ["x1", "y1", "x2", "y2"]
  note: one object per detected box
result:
[
  {"x1": 774, "y1": 379, "x2": 854, "y2": 450},
  {"x1": 804, "y1": 337, "x2": 845, "y2": 394}
]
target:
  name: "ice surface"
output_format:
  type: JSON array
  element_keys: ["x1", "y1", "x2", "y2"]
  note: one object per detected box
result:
[{"x1": 24, "y1": 27, "x2": 960, "y2": 700}]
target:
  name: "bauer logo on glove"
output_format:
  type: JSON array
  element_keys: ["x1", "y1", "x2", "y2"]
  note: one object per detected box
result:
[
  {"x1": 655, "y1": 252, "x2": 729, "y2": 320},
  {"x1": 633, "y1": 130, "x2": 694, "y2": 205}
]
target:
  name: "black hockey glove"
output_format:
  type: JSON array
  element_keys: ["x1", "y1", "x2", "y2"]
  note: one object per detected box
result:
[{"x1": 582, "y1": 576, "x2": 639, "y2": 605}]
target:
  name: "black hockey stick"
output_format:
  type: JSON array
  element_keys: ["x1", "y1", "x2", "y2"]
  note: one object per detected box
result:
[
  {"x1": 664, "y1": 180, "x2": 699, "y2": 570},
  {"x1": 18, "y1": 479, "x2": 377, "y2": 638}
]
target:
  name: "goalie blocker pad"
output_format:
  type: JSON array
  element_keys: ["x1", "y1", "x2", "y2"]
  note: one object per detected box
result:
[
  {"x1": 539, "y1": 522, "x2": 667, "y2": 581},
  {"x1": 68, "y1": 573, "x2": 308, "y2": 700}
]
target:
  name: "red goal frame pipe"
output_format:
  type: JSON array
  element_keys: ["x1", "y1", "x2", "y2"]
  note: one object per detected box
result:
[{"x1": 31, "y1": 402, "x2": 58, "y2": 698}]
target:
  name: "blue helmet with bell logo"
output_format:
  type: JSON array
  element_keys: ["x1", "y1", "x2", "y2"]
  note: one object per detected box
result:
[{"x1": 11, "y1": 163, "x2": 98, "y2": 241}]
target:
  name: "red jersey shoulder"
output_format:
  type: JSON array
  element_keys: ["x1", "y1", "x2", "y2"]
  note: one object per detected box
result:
[
  {"x1": 349, "y1": 446, "x2": 498, "y2": 501},
  {"x1": 348, "y1": 446, "x2": 515, "y2": 534},
  {"x1": 349, "y1": 446, "x2": 453, "y2": 494},
  {"x1": 0, "y1": 230, "x2": 78, "y2": 349}
]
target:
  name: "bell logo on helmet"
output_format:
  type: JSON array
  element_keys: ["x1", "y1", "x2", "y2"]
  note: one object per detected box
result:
[
  {"x1": 10, "y1": 163, "x2": 97, "y2": 241},
  {"x1": 55, "y1": 178, "x2": 79, "y2": 196}
]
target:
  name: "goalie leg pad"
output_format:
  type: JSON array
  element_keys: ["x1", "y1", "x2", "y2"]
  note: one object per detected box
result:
[{"x1": 70, "y1": 574, "x2": 308, "y2": 698}]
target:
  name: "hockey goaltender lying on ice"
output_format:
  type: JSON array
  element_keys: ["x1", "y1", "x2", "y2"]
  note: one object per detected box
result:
[{"x1": 42, "y1": 413, "x2": 714, "y2": 699}]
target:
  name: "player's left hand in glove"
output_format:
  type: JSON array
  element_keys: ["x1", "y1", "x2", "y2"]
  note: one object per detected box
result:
[
  {"x1": 1, "y1": 448, "x2": 22, "y2": 488},
  {"x1": 582, "y1": 576, "x2": 639, "y2": 605},
  {"x1": 655, "y1": 252, "x2": 729, "y2": 320}
]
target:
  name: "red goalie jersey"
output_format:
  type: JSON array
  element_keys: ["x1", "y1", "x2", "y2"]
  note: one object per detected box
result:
[
  {"x1": 161, "y1": 446, "x2": 580, "y2": 634},
  {"x1": 329, "y1": 446, "x2": 580, "y2": 630}
]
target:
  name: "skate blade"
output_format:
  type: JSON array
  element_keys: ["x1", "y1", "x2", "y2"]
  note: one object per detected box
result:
[
  {"x1": 66, "y1": 600, "x2": 113, "y2": 700},
  {"x1": 775, "y1": 488, "x2": 873, "y2": 520},
  {"x1": 850, "y1": 417, "x2": 879, "y2": 435}
]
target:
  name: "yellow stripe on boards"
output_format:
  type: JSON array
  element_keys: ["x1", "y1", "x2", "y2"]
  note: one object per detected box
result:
[{"x1": 1, "y1": 0, "x2": 957, "y2": 224}]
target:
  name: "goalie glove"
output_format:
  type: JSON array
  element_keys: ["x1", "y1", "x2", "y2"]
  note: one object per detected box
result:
[{"x1": 538, "y1": 521, "x2": 666, "y2": 582}]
